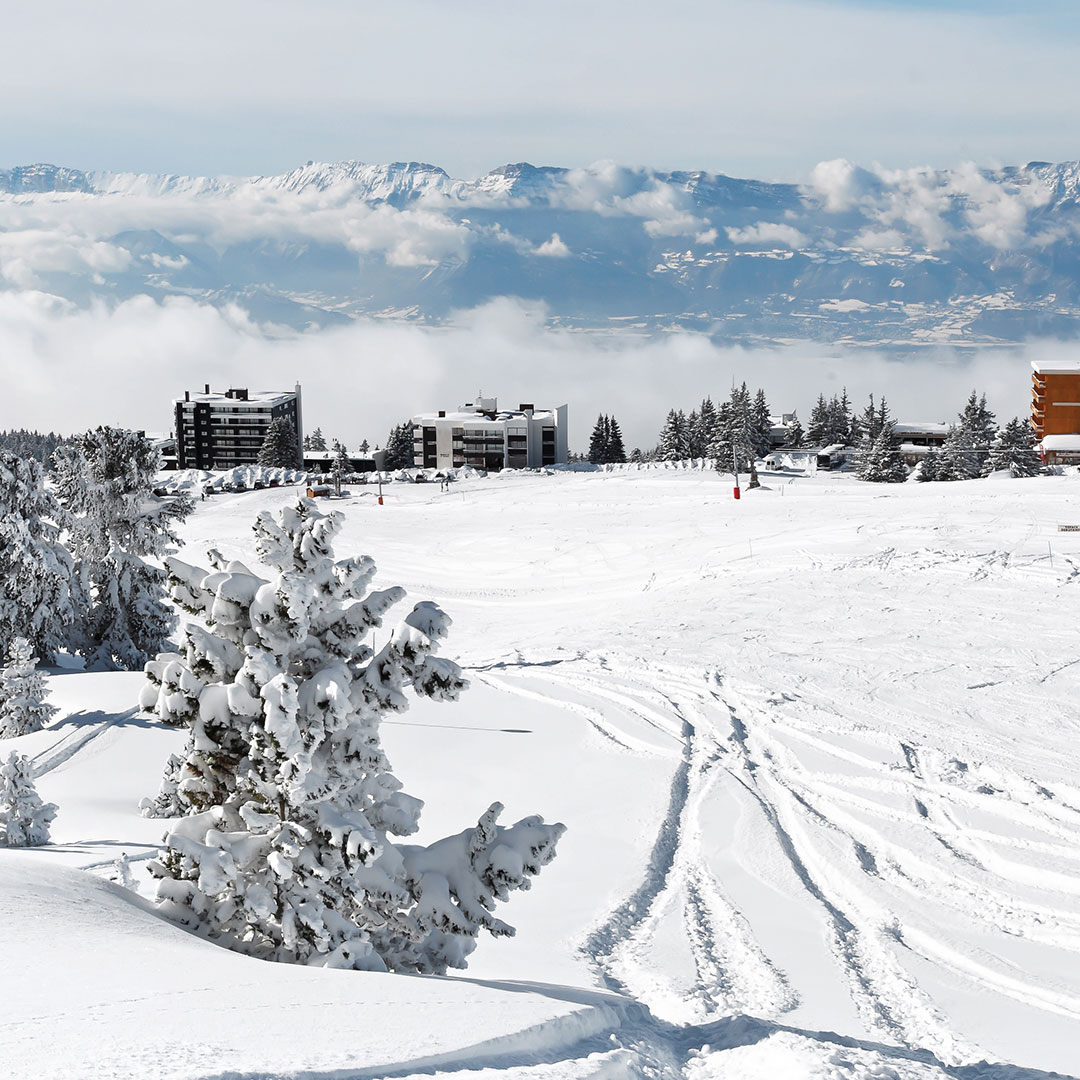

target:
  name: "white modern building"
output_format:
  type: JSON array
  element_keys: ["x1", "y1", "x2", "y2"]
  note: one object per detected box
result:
[
  {"x1": 412, "y1": 396, "x2": 568, "y2": 471},
  {"x1": 174, "y1": 383, "x2": 303, "y2": 470}
]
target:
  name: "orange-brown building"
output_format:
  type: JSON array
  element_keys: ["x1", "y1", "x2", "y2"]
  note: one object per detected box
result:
[
  {"x1": 1031, "y1": 361, "x2": 1080, "y2": 438},
  {"x1": 1032, "y1": 361, "x2": 1080, "y2": 463}
]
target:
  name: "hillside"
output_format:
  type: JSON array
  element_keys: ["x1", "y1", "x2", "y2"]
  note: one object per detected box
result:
[{"x1": 3, "y1": 466, "x2": 1080, "y2": 1078}]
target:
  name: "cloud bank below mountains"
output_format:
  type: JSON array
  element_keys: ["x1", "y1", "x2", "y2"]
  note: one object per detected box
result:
[{"x1": 1, "y1": 290, "x2": 1040, "y2": 452}]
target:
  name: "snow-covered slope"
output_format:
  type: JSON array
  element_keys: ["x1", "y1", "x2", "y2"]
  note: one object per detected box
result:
[
  {"x1": 4, "y1": 466, "x2": 1080, "y2": 1079},
  {"x1": 4, "y1": 157, "x2": 1080, "y2": 341}
]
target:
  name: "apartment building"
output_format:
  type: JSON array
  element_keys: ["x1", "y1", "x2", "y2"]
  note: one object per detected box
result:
[
  {"x1": 1031, "y1": 361, "x2": 1080, "y2": 463},
  {"x1": 412, "y1": 396, "x2": 568, "y2": 471},
  {"x1": 174, "y1": 383, "x2": 303, "y2": 470}
]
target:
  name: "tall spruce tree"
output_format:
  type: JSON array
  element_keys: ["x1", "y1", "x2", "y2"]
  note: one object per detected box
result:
[
  {"x1": 258, "y1": 419, "x2": 301, "y2": 468},
  {"x1": 143, "y1": 500, "x2": 563, "y2": 973},
  {"x1": 384, "y1": 423, "x2": 416, "y2": 470},
  {"x1": 751, "y1": 389, "x2": 773, "y2": 459},
  {"x1": 658, "y1": 410, "x2": 690, "y2": 461},
  {"x1": 303, "y1": 427, "x2": 328, "y2": 452},
  {"x1": 0, "y1": 451, "x2": 73, "y2": 663},
  {"x1": 52, "y1": 427, "x2": 193, "y2": 671},
  {"x1": 587, "y1": 415, "x2": 609, "y2": 463},
  {"x1": 605, "y1": 416, "x2": 627, "y2": 463}
]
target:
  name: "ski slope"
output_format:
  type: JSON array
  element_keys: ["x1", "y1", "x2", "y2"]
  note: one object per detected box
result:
[{"x1": 4, "y1": 464, "x2": 1080, "y2": 1079}]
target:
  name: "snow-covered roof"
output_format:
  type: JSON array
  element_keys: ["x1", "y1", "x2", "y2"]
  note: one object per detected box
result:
[
  {"x1": 1031, "y1": 361, "x2": 1080, "y2": 375},
  {"x1": 1040, "y1": 435, "x2": 1080, "y2": 450},
  {"x1": 898, "y1": 443, "x2": 934, "y2": 455},
  {"x1": 413, "y1": 407, "x2": 561, "y2": 425},
  {"x1": 893, "y1": 422, "x2": 949, "y2": 436},
  {"x1": 177, "y1": 389, "x2": 297, "y2": 407}
]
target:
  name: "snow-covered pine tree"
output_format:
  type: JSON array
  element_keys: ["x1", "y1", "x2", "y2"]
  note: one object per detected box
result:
[
  {"x1": 858, "y1": 394, "x2": 878, "y2": 446},
  {"x1": 784, "y1": 411, "x2": 804, "y2": 448},
  {"x1": 52, "y1": 428, "x2": 193, "y2": 671},
  {"x1": 751, "y1": 389, "x2": 772, "y2": 459},
  {"x1": 696, "y1": 397, "x2": 719, "y2": 458},
  {"x1": 144, "y1": 499, "x2": 564, "y2": 973},
  {"x1": 587, "y1": 415, "x2": 609, "y2": 463},
  {"x1": 359, "y1": 439, "x2": 370, "y2": 456},
  {"x1": 0, "y1": 451, "x2": 73, "y2": 663},
  {"x1": 331, "y1": 440, "x2": 352, "y2": 492},
  {"x1": 806, "y1": 394, "x2": 830, "y2": 445},
  {"x1": 605, "y1": 416, "x2": 627, "y2": 463},
  {"x1": 856, "y1": 426, "x2": 908, "y2": 483},
  {"x1": 258, "y1": 419, "x2": 301, "y2": 469},
  {"x1": 384, "y1": 422, "x2": 415, "y2": 470},
  {"x1": 658, "y1": 410, "x2": 689, "y2": 461},
  {"x1": 0, "y1": 752, "x2": 57, "y2": 847},
  {"x1": 959, "y1": 390, "x2": 997, "y2": 448},
  {"x1": 935, "y1": 425, "x2": 980, "y2": 481},
  {"x1": 982, "y1": 416, "x2": 1044, "y2": 478},
  {"x1": 0, "y1": 637, "x2": 57, "y2": 738},
  {"x1": 304, "y1": 427, "x2": 328, "y2": 452},
  {"x1": 916, "y1": 447, "x2": 941, "y2": 482}
]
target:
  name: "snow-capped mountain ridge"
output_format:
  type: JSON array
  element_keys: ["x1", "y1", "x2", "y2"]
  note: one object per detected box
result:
[{"x1": 6, "y1": 156, "x2": 1080, "y2": 343}]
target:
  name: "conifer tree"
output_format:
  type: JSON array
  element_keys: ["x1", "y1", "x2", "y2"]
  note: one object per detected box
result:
[
  {"x1": 958, "y1": 390, "x2": 997, "y2": 448},
  {"x1": 303, "y1": 427, "x2": 328, "y2": 452},
  {"x1": 258, "y1": 419, "x2": 301, "y2": 468},
  {"x1": 384, "y1": 422, "x2": 416, "y2": 470},
  {"x1": 696, "y1": 397, "x2": 719, "y2": 458},
  {"x1": 587, "y1": 415, "x2": 609, "y2": 463},
  {"x1": 916, "y1": 448, "x2": 941, "y2": 482},
  {"x1": 0, "y1": 451, "x2": 73, "y2": 663},
  {"x1": 52, "y1": 428, "x2": 193, "y2": 671},
  {"x1": 784, "y1": 412, "x2": 805, "y2": 448},
  {"x1": 359, "y1": 439, "x2": 371, "y2": 456},
  {"x1": 982, "y1": 417, "x2": 1044, "y2": 477},
  {"x1": 751, "y1": 388, "x2": 773, "y2": 458},
  {"x1": 856, "y1": 426, "x2": 908, "y2": 483},
  {"x1": 0, "y1": 637, "x2": 57, "y2": 738},
  {"x1": 936, "y1": 425, "x2": 980, "y2": 480},
  {"x1": 0, "y1": 752, "x2": 57, "y2": 847},
  {"x1": 605, "y1": 416, "x2": 627, "y2": 463},
  {"x1": 658, "y1": 410, "x2": 690, "y2": 461},
  {"x1": 144, "y1": 500, "x2": 564, "y2": 973},
  {"x1": 806, "y1": 394, "x2": 830, "y2": 445},
  {"x1": 858, "y1": 394, "x2": 877, "y2": 446}
]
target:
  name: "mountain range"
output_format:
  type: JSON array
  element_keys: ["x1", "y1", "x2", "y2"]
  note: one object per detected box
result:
[{"x1": 4, "y1": 157, "x2": 1080, "y2": 345}]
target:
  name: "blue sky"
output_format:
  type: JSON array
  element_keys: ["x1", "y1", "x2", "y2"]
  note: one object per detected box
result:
[{"x1": 2, "y1": 0, "x2": 1079, "y2": 179}]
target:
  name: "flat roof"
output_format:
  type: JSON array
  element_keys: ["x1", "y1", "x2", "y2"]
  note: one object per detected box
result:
[
  {"x1": 893, "y1": 422, "x2": 949, "y2": 435},
  {"x1": 1031, "y1": 361, "x2": 1080, "y2": 375},
  {"x1": 1041, "y1": 435, "x2": 1080, "y2": 450},
  {"x1": 176, "y1": 389, "x2": 297, "y2": 406}
]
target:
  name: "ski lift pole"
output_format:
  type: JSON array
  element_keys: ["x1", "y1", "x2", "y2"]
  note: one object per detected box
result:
[
  {"x1": 733, "y1": 445, "x2": 741, "y2": 500},
  {"x1": 378, "y1": 472, "x2": 384, "y2": 506}
]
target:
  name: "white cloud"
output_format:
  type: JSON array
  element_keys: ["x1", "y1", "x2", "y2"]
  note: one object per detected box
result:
[
  {"x1": 534, "y1": 233, "x2": 570, "y2": 257},
  {"x1": 725, "y1": 222, "x2": 807, "y2": 248}
]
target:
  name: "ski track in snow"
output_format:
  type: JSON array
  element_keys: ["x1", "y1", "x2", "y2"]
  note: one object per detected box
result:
[{"x1": 476, "y1": 651, "x2": 1080, "y2": 1080}]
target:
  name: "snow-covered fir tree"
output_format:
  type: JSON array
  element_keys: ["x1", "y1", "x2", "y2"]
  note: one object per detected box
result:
[
  {"x1": 658, "y1": 410, "x2": 691, "y2": 461},
  {"x1": 958, "y1": 390, "x2": 997, "y2": 448},
  {"x1": 303, "y1": 427, "x2": 328, "y2": 452},
  {"x1": 384, "y1": 423, "x2": 415, "y2": 470},
  {"x1": 714, "y1": 383, "x2": 759, "y2": 482},
  {"x1": 0, "y1": 752, "x2": 57, "y2": 847},
  {"x1": 0, "y1": 451, "x2": 73, "y2": 663},
  {"x1": 935, "y1": 425, "x2": 981, "y2": 481},
  {"x1": 916, "y1": 447, "x2": 941, "y2": 482},
  {"x1": 856, "y1": 426, "x2": 908, "y2": 483},
  {"x1": 359, "y1": 439, "x2": 370, "y2": 456},
  {"x1": 0, "y1": 429, "x2": 68, "y2": 465},
  {"x1": 982, "y1": 417, "x2": 1044, "y2": 478},
  {"x1": 784, "y1": 411, "x2": 805, "y2": 447},
  {"x1": 807, "y1": 390, "x2": 854, "y2": 446},
  {"x1": 142, "y1": 499, "x2": 564, "y2": 973},
  {"x1": 258, "y1": 419, "x2": 301, "y2": 468},
  {"x1": 52, "y1": 427, "x2": 193, "y2": 671},
  {"x1": 0, "y1": 637, "x2": 57, "y2": 738},
  {"x1": 751, "y1": 389, "x2": 773, "y2": 459}
]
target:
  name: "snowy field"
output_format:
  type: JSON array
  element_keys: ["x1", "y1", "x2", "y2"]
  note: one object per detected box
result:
[{"x1": 5, "y1": 464, "x2": 1080, "y2": 1080}]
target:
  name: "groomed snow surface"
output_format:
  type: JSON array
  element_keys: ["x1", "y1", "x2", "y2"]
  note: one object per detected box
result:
[{"x1": 5, "y1": 464, "x2": 1080, "y2": 1080}]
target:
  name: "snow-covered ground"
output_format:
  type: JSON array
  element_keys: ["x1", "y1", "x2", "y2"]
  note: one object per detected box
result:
[{"x1": 4, "y1": 465, "x2": 1080, "y2": 1079}]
